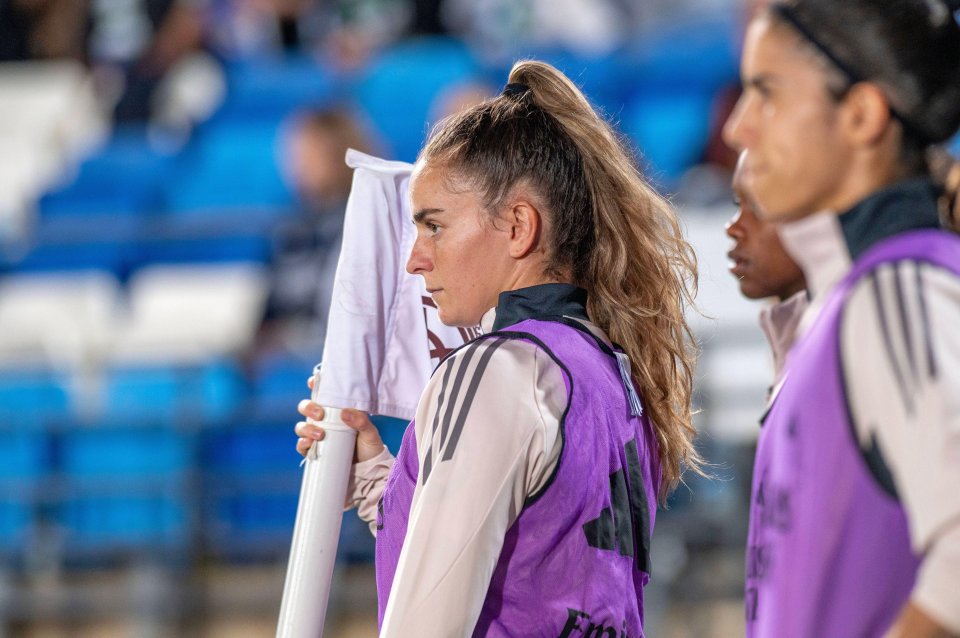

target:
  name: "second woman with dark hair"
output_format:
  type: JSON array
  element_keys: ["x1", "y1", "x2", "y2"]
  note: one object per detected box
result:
[
  {"x1": 295, "y1": 60, "x2": 700, "y2": 636},
  {"x1": 724, "y1": 0, "x2": 960, "y2": 636}
]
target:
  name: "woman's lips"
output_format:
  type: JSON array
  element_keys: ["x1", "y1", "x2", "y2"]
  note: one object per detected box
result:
[{"x1": 727, "y1": 251, "x2": 749, "y2": 277}]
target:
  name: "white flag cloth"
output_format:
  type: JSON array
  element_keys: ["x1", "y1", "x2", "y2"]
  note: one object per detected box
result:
[
  {"x1": 314, "y1": 149, "x2": 480, "y2": 420},
  {"x1": 277, "y1": 150, "x2": 481, "y2": 638}
]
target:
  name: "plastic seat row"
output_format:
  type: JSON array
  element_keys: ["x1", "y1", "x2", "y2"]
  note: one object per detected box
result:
[
  {"x1": 29, "y1": 21, "x2": 741, "y2": 236},
  {"x1": 0, "y1": 410, "x2": 408, "y2": 565},
  {"x1": 0, "y1": 263, "x2": 268, "y2": 367}
]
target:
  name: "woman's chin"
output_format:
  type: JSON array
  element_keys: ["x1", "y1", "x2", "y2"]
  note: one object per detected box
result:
[{"x1": 437, "y1": 307, "x2": 480, "y2": 328}]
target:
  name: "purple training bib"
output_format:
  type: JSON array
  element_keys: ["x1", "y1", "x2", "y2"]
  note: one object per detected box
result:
[
  {"x1": 376, "y1": 318, "x2": 662, "y2": 637},
  {"x1": 747, "y1": 229, "x2": 960, "y2": 637}
]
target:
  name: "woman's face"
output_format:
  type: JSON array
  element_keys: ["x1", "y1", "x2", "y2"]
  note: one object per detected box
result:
[
  {"x1": 726, "y1": 182, "x2": 805, "y2": 301},
  {"x1": 406, "y1": 163, "x2": 514, "y2": 327},
  {"x1": 723, "y1": 15, "x2": 856, "y2": 222}
]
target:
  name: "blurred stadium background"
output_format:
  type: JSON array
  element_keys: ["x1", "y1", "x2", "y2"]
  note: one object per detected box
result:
[{"x1": 6, "y1": 1, "x2": 955, "y2": 636}]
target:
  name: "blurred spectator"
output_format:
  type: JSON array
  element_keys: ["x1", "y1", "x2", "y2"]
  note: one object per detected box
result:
[
  {"x1": 257, "y1": 106, "x2": 375, "y2": 357},
  {"x1": 0, "y1": 0, "x2": 87, "y2": 60},
  {"x1": 443, "y1": 0, "x2": 641, "y2": 60},
  {"x1": 82, "y1": 0, "x2": 201, "y2": 121}
]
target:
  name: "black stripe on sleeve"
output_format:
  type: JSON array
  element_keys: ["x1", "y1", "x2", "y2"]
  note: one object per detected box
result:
[
  {"x1": 891, "y1": 262, "x2": 917, "y2": 383},
  {"x1": 436, "y1": 341, "x2": 480, "y2": 454},
  {"x1": 441, "y1": 337, "x2": 508, "y2": 461},
  {"x1": 914, "y1": 262, "x2": 938, "y2": 380},
  {"x1": 869, "y1": 271, "x2": 914, "y2": 414},
  {"x1": 422, "y1": 358, "x2": 456, "y2": 485},
  {"x1": 861, "y1": 430, "x2": 899, "y2": 499}
]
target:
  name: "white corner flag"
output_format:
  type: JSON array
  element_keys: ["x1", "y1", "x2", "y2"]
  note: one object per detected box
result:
[{"x1": 277, "y1": 149, "x2": 480, "y2": 638}]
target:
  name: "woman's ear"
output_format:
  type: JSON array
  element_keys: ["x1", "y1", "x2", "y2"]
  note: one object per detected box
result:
[
  {"x1": 841, "y1": 82, "x2": 895, "y2": 147},
  {"x1": 506, "y1": 199, "x2": 543, "y2": 259}
]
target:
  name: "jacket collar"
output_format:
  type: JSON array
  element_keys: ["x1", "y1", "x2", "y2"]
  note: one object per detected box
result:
[
  {"x1": 777, "y1": 176, "x2": 941, "y2": 336},
  {"x1": 779, "y1": 177, "x2": 941, "y2": 301},
  {"x1": 480, "y1": 283, "x2": 589, "y2": 332}
]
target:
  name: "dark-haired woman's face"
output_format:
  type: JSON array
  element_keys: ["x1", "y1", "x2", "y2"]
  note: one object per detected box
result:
[
  {"x1": 723, "y1": 16, "x2": 857, "y2": 222},
  {"x1": 726, "y1": 182, "x2": 805, "y2": 301}
]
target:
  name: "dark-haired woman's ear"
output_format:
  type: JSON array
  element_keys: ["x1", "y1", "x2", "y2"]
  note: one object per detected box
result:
[
  {"x1": 506, "y1": 200, "x2": 543, "y2": 259},
  {"x1": 841, "y1": 82, "x2": 896, "y2": 147}
]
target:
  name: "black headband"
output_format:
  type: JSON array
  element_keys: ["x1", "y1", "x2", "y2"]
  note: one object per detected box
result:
[
  {"x1": 772, "y1": 4, "x2": 863, "y2": 85},
  {"x1": 502, "y1": 82, "x2": 531, "y2": 98},
  {"x1": 772, "y1": 2, "x2": 930, "y2": 142}
]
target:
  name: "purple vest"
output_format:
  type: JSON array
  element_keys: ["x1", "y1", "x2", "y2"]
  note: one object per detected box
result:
[
  {"x1": 747, "y1": 230, "x2": 960, "y2": 637},
  {"x1": 375, "y1": 318, "x2": 662, "y2": 637}
]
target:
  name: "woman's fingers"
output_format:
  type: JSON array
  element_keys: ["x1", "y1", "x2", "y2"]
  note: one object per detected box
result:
[
  {"x1": 295, "y1": 419, "x2": 326, "y2": 439},
  {"x1": 298, "y1": 399, "x2": 324, "y2": 421},
  {"x1": 341, "y1": 409, "x2": 386, "y2": 462},
  {"x1": 294, "y1": 405, "x2": 386, "y2": 462},
  {"x1": 294, "y1": 420, "x2": 326, "y2": 457},
  {"x1": 296, "y1": 437, "x2": 314, "y2": 457}
]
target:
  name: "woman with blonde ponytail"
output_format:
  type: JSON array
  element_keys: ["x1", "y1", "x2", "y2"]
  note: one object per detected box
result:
[{"x1": 295, "y1": 60, "x2": 699, "y2": 636}]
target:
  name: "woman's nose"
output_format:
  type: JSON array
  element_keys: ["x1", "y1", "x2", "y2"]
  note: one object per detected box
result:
[
  {"x1": 722, "y1": 93, "x2": 755, "y2": 152},
  {"x1": 406, "y1": 237, "x2": 431, "y2": 275},
  {"x1": 726, "y1": 209, "x2": 746, "y2": 240}
]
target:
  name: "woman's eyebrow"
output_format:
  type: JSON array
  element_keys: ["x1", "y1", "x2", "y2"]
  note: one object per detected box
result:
[{"x1": 413, "y1": 208, "x2": 444, "y2": 224}]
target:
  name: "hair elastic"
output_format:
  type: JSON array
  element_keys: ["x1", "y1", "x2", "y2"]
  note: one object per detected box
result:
[
  {"x1": 502, "y1": 82, "x2": 531, "y2": 98},
  {"x1": 772, "y1": 3, "x2": 862, "y2": 85}
]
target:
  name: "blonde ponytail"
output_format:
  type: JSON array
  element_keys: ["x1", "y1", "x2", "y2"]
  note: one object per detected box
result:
[
  {"x1": 421, "y1": 60, "x2": 702, "y2": 503},
  {"x1": 508, "y1": 61, "x2": 702, "y2": 501}
]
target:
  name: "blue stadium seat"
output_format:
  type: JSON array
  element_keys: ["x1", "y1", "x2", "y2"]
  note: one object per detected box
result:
[
  {"x1": 133, "y1": 233, "x2": 273, "y2": 267},
  {"x1": 619, "y1": 18, "x2": 740, "y2": 186},
  {"x1": 0, "y1": 497, "x2": 33, "y2": 555},
  {"x1": 201, "y1": 419, "x2": 302, "y2": 558},
  {"x1": 101, "y1": 361, "x2": 245, "y2": 425},
  {"x1": 38, "y1": 125, "x2": 173, "y2": 219},
  {"x1": 0, "y1": 370, "x2": 70, "y2": 428},
  {"x1": 163, "y1": 120, "x2": 295, "y2": 213},
  {"x1": 622, "y1": 91, "x2": 714, "y2": 187},
  {"x1": 212, "y1": 55, "x2": 338, "y2": 124},
  {"x1": 200, "y1": 418, "x2": 381, "y2": 562},
  {"x1": 58, "y1": 494, "x2": 189, "y2": 552},
  {"x1": 61, "y1": 425, "x2": 193, "y2": 480},
  {"x1": 629, "y1": 18, "x2": 739, "y2": 92},
  {"x1": 370, "y1": 415, "x2": 407, "y2": 457},
  {"x1": 8, "y1": 239, "x2": 134, "y2": 278},
  {"x1": 355, "y1": 36, "x2": 480, "y2": 161},
  {"x1": 249, "y1": 351, "x2": 315, "y2": 419},
  {"x1": 55, "y1": 423, "x2": 195, "y2": 556},
  {"x1": 0, "y1": 429, "x2": 51, "y2": 480},
  {"x1": 0, "y1": 427, "x2": 51, "y2": 553}
]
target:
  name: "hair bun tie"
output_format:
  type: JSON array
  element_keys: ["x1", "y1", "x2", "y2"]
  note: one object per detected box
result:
[{"x1": 502, "y1": 83, "x2": 531, "y2": 98}]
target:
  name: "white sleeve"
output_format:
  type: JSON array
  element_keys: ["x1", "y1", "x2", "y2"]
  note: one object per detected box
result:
[
  {"x1": 344, "y1": 447, "x2": 395, "y2": 536},
  {"x1": 841, "y1": 260, "x2": 960, "y2": 628},
  {"x1": 913, "y1": 520, "x2": 960, "y2": 632},
  {"x1": 379, "y1": 336, "x2": 566, "y2": 637}
]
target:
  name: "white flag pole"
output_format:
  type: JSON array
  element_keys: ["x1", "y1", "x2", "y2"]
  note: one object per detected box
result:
[
  {"x1": 276, "y1": 366, "x2": 356, "y2": 638},
  {"x1": 276, "y1": 150, "x2": 473, "y2": 637}
]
